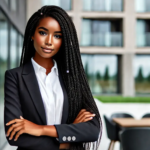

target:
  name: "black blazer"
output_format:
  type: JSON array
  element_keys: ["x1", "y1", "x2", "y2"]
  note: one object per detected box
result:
[{"x1": 4, "y1": 60, "x2": 100, "y2": 150}]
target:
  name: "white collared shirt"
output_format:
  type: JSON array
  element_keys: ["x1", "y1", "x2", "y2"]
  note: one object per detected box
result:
[{"x1": 31, "y1": 57, "x2": 64, "y2": 125}]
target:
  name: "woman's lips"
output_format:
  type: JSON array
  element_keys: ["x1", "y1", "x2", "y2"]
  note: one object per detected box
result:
[{"x1": 41, "y1": 47, "x2": 54, "y2": 53}]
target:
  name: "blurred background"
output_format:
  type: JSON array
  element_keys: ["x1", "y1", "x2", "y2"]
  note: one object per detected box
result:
[{"x1": 0, "y1": 0, "x2": 150, "y2": 150}]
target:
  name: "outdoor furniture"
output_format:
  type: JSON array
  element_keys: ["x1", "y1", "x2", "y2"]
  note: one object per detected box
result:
[
  {"x1": 104, "y1": 113, "x2": 133, "y2": 150},
  {"x1": 104, "y1": 115, "x2": 118, "y2": 150},
  {"x1": 112, "y1": 118, "x2": 150, "y2": 127},
  {"x1": 142, "y1": 113, "x2": 150, "y2": 118},
  {"x1": 111, "y1": 113, "x2": 133, "y2": 119},
  {"x1": 119, "y1": 128, "x2": 150, "y2": 150}
]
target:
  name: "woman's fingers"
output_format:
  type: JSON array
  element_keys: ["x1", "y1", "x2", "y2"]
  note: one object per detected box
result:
[
  {"x1": 77, "y1": 111, "x2": 93, "y2": 121},
  {"x1": 9, "y1": 125, "x2": 24, "y2": 140},
  {"x1": 14, "y1": 129, "x2": 25, "y2": 141},
  {"x1": 7, "y1": 122, "x2": 23, "y2": 137},
  {"x1": 76, "y1": 109, "x2": 86, "y2": 118},
  {"x1": 83, "y1": 117, "x2": 93, "y2": 122},
  {"x1": 80, "y1": 114, "x2": 96, "y2": 122},
  {"x1": 73, "y1": 109, "x2": 96, "y2": 124},
  {"x1": 6, "y1": 119, "x2": 23, "y2": 126}
]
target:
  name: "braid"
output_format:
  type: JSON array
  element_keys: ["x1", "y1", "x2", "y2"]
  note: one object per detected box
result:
[{"x1": 20, "y1": 5, "x2": 102, "y2": 150}]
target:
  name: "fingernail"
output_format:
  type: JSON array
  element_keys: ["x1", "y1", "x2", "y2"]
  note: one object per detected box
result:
[
  {"x1": 92, "y1": 114, "x2": 96, "y2": 116},
  {"x1": 14, "y1": 139, "x2": 16, "y2": 141},
  {"x1": 6, "y1": 123, "x2": 8, "y2": 125},
  {"x1": 90, "y1": 117, "x2": 93, "y2": 119},
  {"x1": 9, "y1": 138, "x2": 11, "y2": 140}
]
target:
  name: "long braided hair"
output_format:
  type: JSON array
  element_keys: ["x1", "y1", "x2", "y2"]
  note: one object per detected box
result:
[{"x1": 20, "y1": 5, "x2": 102, "y2": 150}]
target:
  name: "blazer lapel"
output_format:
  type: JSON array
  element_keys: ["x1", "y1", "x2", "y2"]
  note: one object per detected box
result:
[
  {"x1": 22, "y1": 60, "x2": 47, "y2": 125},
  {"x1": 22, "y1": 60, "x2": 69, "y2": 125}
]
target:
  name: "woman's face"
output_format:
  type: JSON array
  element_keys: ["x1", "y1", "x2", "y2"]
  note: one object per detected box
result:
[{"x1": 32, "y1": 17, "x2": 62, "y2": 59}]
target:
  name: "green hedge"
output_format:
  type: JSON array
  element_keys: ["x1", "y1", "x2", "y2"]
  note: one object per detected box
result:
[{"x1": 94, "y1": 96, "x2": 150, "y2": 103}]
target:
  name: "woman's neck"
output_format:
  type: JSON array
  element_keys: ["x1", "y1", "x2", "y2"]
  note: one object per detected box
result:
[{"x1": 33, "y1": 52, "x2": 54, "y2": 74}]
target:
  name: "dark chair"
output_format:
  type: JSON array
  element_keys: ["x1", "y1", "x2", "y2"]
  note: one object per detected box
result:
[
  {"x1": 119, "y1": 128, "x2": 150, "y2": 150},
  {"x1": 104, "y1": 115, "x2": 118, "y2": 150},
  {"x1": 142, "y1": 113, "x2": 150, "y2": 118},
  {"x1": 111, "y1": 112, "x2": 133, "y2": 119},
  {"x1": 104, "y1": 113, "x2": 134, "y2": 150}
]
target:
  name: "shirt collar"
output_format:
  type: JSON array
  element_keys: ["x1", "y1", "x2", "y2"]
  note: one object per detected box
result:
[{"x1": 31, "y1": 57, "x2": 59, "y2": 76}]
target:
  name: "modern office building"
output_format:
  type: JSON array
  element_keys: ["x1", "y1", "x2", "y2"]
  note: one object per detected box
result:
[
  {"x1": 27, "y1": 0, "x2": 150, "y2": 97},
  {"x1": 0, "y1": 0, "x2": 26, "y2": 149}
]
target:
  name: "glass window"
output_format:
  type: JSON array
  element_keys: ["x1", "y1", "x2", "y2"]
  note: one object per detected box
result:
[
  {"x1": 136, "y1": 0, "x2": 150, "y2": 12},
  {"x1": 83, "y1": 0, "x2": 123, "y2": 12},
  {"x1": 81, "y1": 19, "x2": 123, "y2": 47},
  {"x1": 134, "y1": 55, "x2": 150, "y2": 95},
  {"x1": 18, "y1": 34, "x2": 23, "y2": 66},
  {"x1": 0, "y1": 10, "x2": 8, "y2": 148},
  {"x1": 42, "y1": 0, "x2": 72, "y2": 10},
  {"x1": 10, "y1": 0, "x2": 17, "y2": 11},
  {"x1": 136, "y1": 19, "x2": 150, "y2": 47},
  {"x1": 81, "y1": 54, "x2": 118, "y2": 94},
  {"x1": 10, "y1": 26, "x2": 17, "y2": 69},
  {"x1": 4, "y1": 0, "x2": 9, "y2": 5},
  {"x1": 0, "y1": 9, "x2": 23, "y2": 150}
]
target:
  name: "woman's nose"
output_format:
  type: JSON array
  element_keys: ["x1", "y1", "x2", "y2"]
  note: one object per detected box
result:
[{"x1": 46, "y1": 34, "x2": 52, "y2": 45}]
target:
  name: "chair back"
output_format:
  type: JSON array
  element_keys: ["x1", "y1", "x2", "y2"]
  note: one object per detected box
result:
[
  {"x1": 142, "y1": 113, "x2": 150, "y2": 118},
  {"x1": 111, "y1": 113, "x2": 133, "y2": 119},
  {"x1": 103, "y1": 115, "x2": 118, "y2": 140},
  {"x1": 119, "y1": 128, "x2": 150, "y2": 150}
]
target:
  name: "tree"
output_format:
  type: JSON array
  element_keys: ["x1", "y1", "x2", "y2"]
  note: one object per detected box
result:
[
  {"x1": 96, "y1": 71, "x2": 101, "y2": 80},
  {"x1": 84, "y1": 63, "x2": 89, "y2": 80},
  {"x1": 104, "y1": 66, "x2": 109, "y2": 81},
  {"x1": 136, "y1": 67, "x2": 144, "y2": 82},
  {"x1": 147, "y1": 73, "x2": 150, "y2": 82}
]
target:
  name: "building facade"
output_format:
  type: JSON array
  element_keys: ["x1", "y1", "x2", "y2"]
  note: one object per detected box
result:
[
  {"x1": 27, "y1": 0, "x2": 150, "y2": 97},
  {"x1": 0, "y1": 0, "x2": 26, "y2": 149}
]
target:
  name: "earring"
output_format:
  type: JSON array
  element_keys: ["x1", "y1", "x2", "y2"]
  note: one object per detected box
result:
[{"x1": 66, "y1": 70, "x2": 69, "y2": 73}]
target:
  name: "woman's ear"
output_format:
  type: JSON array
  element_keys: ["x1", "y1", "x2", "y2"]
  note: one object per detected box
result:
[{"x1": 31, "y1": 36, "x2": 34, "y2": 40}]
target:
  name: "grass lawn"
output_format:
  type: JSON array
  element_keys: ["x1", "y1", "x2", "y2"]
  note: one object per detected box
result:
[{"x1": 94, "y1": 96, "x2": 150, "y2": 103}]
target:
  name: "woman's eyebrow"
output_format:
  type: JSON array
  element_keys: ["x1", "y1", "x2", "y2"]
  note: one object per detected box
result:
[
  {"x1": 55, "y1": 31, "x2": 62, "y2": 33},
  {"x1": 38, "y1": 27, "x2": 62, "y2": 33},
  {"x1": 38, "y1": 27, "x2": 48, "y2": 31}
]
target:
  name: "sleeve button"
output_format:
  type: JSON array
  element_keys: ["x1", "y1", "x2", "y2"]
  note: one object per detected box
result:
[
  {"x1": 62, "y1": 136, "x2": 66, "y2": 141},
  {"x1": 67, "y1": 136, "x2": 71, "y2": 141},
  {"x1": 72, "y1": 136, "x2": 76, "y2": 141}
]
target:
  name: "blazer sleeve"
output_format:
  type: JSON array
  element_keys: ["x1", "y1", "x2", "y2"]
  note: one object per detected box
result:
[
  {"x1": 4, "y1": 70, "x2": 59, "y2": 149},
  {"x1": 54, "y1": 110, "x2": 100, "y2": 143}
]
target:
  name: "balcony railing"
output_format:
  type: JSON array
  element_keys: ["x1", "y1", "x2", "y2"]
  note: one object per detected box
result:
[
  {"x1": 81, "y1": 32, "x2": 123, "y2": 47},
  {"x1": 137, "y1": 33, "x2": 150, "y2": 47},
  {"x1": 83, "y1": 0, "x2": 123, "y2": 12}
]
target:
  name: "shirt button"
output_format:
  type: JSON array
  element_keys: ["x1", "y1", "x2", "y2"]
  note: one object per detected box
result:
[
  {"x1": 67, "y1": 136, "x2": 71, "y2": 141},
  {"x1": 62, "y1": 136, "x2": 66, "y2": 141},
  {"x1": 72, "y1": 136, "x2": 76, "y2": 141}
]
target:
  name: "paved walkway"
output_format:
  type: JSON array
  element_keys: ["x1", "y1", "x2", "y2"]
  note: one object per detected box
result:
[{"x1": 3, "y1": 99, "x2": 150, "y2": 150}]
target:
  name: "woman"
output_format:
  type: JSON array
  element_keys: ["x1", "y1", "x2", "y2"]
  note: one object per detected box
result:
[{"x1": 4, "y1": 5, "x2": 102, "y2": 150}]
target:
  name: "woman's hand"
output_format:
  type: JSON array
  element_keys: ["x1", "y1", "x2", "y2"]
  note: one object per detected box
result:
[
  {"x1": 73, "y1": 109, "x2": 96, "y2": 124},
  {"x1": 59, "y1": 109, "x2": 95, "y2": 149},
  {"x1": 6, "y1": 116, "x2": 43, "y2": 141}
]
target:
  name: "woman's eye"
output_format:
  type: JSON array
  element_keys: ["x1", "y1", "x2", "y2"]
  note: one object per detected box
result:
[
  {"x1": 54, "y1": 35, "x2": 62, "y2": 39},
  {"x1": 39, "y1": 31, "x2": 47, "y2": 35}
]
